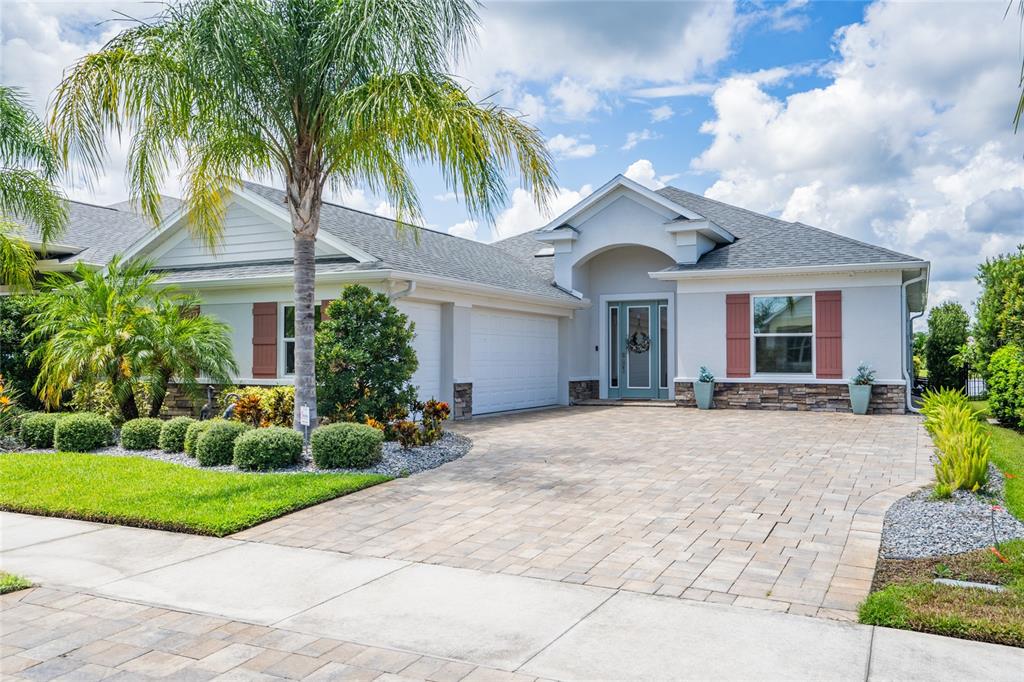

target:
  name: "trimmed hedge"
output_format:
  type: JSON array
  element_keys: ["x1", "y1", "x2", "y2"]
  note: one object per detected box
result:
[
  {"x1": 195, "y1": 420, "x2": 252, "y2": 466},
  {"x1": 311, "y1": 422, "x2": 383, "y2": 469},
  {"x1": 20, "y1": 413, "x2": 62, "y2": 448},
  {"x1": 184, "y1": 419, "x2": 219, "y2": 456},
  {"x1": 120, "y1": 417, "x2": 163, "y2": 450},
  {"x1": 988, "y1": 344, "x2": 1024, "y2": 429},
  {"x1": 233, "y1": 426, "x2": 303, "y2": 471},
  {"x1": 159, "y1": 416, "x2": 195, "y2": 453},
  {"x1": 53, "y1": 413, "x2": 114, "y2": 452}
]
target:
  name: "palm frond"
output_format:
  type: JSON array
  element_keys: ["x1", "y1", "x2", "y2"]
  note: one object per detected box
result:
[{"x1": 0, "y1": 223, "x2": 37, "y2": 290}]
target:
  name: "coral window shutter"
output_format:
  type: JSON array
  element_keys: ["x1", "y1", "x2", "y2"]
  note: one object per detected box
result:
[
  {"x1": 725, "y1": 293, "x2": 751, "y2": 378},
  {"x1": 815, "y1": 291, "x2": 843, "y2": 379},
  {"x1": 252, "y1": 302, "x2": 278, "y2": 378}
]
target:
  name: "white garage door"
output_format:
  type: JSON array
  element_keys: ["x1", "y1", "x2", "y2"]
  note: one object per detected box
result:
[
  {"x1": 471, "y1": 308, "x2": 559, "y2": 414},
  {"x1": 397, "y1": 301, "x2": 442, "y2": 402}
]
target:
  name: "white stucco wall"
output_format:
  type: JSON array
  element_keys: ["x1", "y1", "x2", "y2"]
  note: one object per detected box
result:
[
  {"x1": 673, "y1": 270, "x2": 906, "y2": 384},
  {"x1": 567, "y1": 245, "x2": 676, "y2": 380}
]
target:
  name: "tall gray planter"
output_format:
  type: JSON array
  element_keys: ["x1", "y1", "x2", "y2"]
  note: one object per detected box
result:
[
  {"x1": 849, "y1": 384, "x2": 871, "y2": 415},
  {"x1": 694, "y1": 381, "x2": 714, "y2": 410}
]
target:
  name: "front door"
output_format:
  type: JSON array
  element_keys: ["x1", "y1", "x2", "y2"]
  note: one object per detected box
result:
[{"x1": 607, "y1": 300, "x2": 669, "y2": 399}]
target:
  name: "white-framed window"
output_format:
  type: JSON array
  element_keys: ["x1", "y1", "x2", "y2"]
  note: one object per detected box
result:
[
  {"x1": 282, "y1": 303, "x2": 321, "y2": 375},
  {"x1": 752, "y1": 294, "x2": 813, "y2": 374}
]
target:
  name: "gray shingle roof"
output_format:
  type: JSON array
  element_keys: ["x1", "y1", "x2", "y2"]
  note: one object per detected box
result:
[
  {"x1": 653, "y1": 187, "x2": 923, "y2": 272},
  {"x1": 241, "y1": 182, "x2": 576, "y2": 302},
  {"x1": 154, "y1": 259, "x2": 381, "y2": 283},
  {"x1": 17, "y1": 200, "x2": 153, "y2": 265}
]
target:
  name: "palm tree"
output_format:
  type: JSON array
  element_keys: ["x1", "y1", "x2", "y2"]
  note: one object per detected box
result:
[
  {"x1": 141, "y1": 294, "x2": 237, "y2": 417},
  {"x1": 27, "y1": 258, "x2": 161, "y2": 420},
  {"x1": 0, "y1": 86, "x2": 66, "y2": 289},
  {"x1": 49, "y1": 0, "x2": 556, "y2": 431},
  {"x1": 1016, "y1": 0, "x2": 1024, "y2": 130}
]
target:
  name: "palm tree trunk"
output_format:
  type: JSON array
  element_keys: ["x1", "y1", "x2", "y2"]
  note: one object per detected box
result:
[
  {"x1": 292, "y1": 232, "x2": 317, "y2": 432},
  {"x1": 148, "y1": 369, "x2": 172, "y2": 418}
]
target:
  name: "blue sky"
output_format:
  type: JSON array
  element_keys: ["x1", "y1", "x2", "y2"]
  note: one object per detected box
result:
[{"x1": 3, "y1": 1, "x2": 1022, "y2": 314}]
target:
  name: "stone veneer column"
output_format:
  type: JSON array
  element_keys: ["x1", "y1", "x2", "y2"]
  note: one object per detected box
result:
[
  {"x1": 453, "y1": 383, "x2": 473, "y2": 419},
  {"x1": 450, "y1": 304, "x2": 473, "y2": 419}
]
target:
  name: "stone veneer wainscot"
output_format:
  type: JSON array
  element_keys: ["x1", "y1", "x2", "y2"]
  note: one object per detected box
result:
[{"x1": 673, "y1": 382, "x2": 906, "y2": 414}]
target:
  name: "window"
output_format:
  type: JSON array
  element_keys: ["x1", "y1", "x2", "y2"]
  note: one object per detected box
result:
[
  {"x1": 752, "y1": 295, "x2": 813, "y2": 374},
  {"x1": 609, "y1": 306, "x2": 619, "y2": 388},
  {"x1": 659, "y1": 304, "x2": 668, "y2": 389},
  {"x1": 283, "y1": 304, "x2": 321, "y2": 375}
]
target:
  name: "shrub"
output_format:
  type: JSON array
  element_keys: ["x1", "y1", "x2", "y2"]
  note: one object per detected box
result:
[
  {"x1": 988, "y1": 344, "x2": 1024, "y2": 429},
  {"x1": 921, "y1": 389, "x2": 991, "y2": 493},
  {"x1": 53, "y1": 413, "x2": 114, "y2": 452},
  {"x1": 232, "y1": 426, "x2": 304, "y2": 471},
  {"x1": 194, "y1": 420, "x2": 251, "y2": 466},
  {"x1": 222, "y1": 385, "x2": 295, "y2": 427},
  {"x1": 20, "y1": 412, "x2": 62, "y2": 448},
  {"x1": 394, "y1": 420, "x2": 420, "y2": 450},
  {"x1": 316, "y1": 285, "x2": 418, "y2": 423},
  {"x1": 925, "y1": 301, "x2": 969, "y2": 390},
  {"x1": 311, "y1": 422, "x2": 383, "y2": 469},
  {"x1": 159, "y1": 416, "x2": 196, "y2": 452},
  {"x1": 119, "y1": 417, "x2": 163, "y2": 450},
  {"x1": 184, "y1": 418, "x2": 220, "y2": 456},
  {"x1": 420, "y1": 399, "x2": 450, "y2": 445}
]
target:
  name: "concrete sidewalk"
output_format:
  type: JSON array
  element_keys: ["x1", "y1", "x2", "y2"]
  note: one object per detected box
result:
[{"x1": 2, "y1": 511, "x2": 1022, "y2": 680}]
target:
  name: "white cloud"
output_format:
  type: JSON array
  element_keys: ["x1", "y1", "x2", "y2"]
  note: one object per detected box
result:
[
  {"x1": 548, "y1": 77, "x2": 602, "y2": 120},
  {"x1": 624, "y1": 160, "x2": 678, "y2": 190},
  {"x1": 649, "y1": 104, "x2": 674, "y2": 122},
  {"x1": 621, "y1": 129, "x2": 659, "y2": 151},
  {"x1": 690, "y1": 0, "x2": 1024, "y2": 312},
  {"x1": 434, "y1": 191, "x2": 458, "y2": 202},
  {"x1": 447, "y1": 219, "x2": 480, "y2": 240},
  {"x1": 547, "y1": 133, "x2": 597, "y2": 160},
  {"x1": 491, "y1": 184, "x2": 594, "y2": 241}
]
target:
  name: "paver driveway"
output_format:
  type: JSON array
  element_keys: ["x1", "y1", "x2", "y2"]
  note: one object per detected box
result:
[{"x1": 235, "y1": 406, "x2": 933, "y2": 619}]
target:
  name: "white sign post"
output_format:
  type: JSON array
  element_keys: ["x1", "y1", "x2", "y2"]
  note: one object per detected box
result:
[{"x1": 300, "y1": 404, "x2": 311, "y2": 446}]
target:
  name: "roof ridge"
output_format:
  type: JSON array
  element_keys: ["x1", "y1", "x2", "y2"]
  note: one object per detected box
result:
[
  {"x1": 67, "y1": 198, "x2": 120, "y2": 211},
  {"x1": 657, "y1": 186, "x2": 794, "y2": 227}
]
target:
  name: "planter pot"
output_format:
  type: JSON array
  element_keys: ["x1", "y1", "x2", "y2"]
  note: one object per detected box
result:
[
  {"x1": 693, "y1": 381, "x2": 714, "y2": 410},
  {"x1": 849, "y1": 384, "x2": 872, "y2": 415}
]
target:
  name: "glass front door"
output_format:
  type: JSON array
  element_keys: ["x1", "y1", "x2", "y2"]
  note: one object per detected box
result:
[{"x1": 607, "y1": 300, "x2": 669, "y2": 399}]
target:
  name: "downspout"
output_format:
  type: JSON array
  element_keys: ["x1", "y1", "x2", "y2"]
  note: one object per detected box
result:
[
  {"x1": 901, "y1": 271, "x2": 927, "y2": 413},
  {"x1": 388, "y1": 280, "x2": 416, "y2": 301}
]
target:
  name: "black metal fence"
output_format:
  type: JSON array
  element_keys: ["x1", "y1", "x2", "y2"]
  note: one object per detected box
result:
[{"x1": 965, "y1": 372, "x2": 987, "y2": 399}]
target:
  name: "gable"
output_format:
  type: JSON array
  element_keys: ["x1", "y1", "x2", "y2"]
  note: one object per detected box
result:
[{"x1": 146, "y1": 199, "x2": 336, "y2": 268}]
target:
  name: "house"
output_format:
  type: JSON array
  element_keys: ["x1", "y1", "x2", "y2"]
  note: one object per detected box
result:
[{"x1": 20, "y1": 174, "x2": 929, "y2": 416}]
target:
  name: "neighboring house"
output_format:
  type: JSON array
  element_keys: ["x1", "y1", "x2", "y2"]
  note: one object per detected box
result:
[{"x1": 17, "y1": 174, "x2": 929, "y2": 416}]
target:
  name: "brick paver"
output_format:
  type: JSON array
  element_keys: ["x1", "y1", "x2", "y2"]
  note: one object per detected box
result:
[
  {"x1": 0, "y1": 586, "x2": 514, "y2": 681},
  {"x1": 235, "y1": 406, "x2": 933, "y2": 619}
]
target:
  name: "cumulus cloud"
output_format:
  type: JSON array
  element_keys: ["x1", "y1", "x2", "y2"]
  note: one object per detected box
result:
[
  {"x1": 434, "y1": 191, "x2": 458, "y2": 203},
  {"x1": 624, "y1": 160, "x2": 679, "y2": 190},
  {"x1": 691, "y1": 0, "x2": 1024, "y2": 312},
  {"x1": 547, "y1": 134, "x2": 597, "y2": 160},
  {"x1": 491, "y1": 184, "x2": 595, "y2": 241},
  {"x1": 548, "y1": 77, "x2": 602, "y2": 120},
  {"x1": 649, "y1": 104, "x2": 674, "y2": 122},
  {"x1": 621, "y1": 129, "x2": 659, "y2": 151},
  {"x1": 447, "y1": 219, "x2": 480, "y2": 240}
]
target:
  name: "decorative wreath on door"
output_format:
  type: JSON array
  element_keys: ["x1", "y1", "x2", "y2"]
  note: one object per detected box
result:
[{"x1": 627, "y1": 329, "x2": 651, "y2": 354}]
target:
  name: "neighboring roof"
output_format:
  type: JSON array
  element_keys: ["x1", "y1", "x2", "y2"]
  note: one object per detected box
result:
[
  {"x1": 18, "y1": 200, "x2": 153, "y2": 266},
  {"x1": 653, "y1": 187, "x2": 924, "y2": 272},
  {"x1": 240, "y1": 182, "x2": 577, "y2": 303}
]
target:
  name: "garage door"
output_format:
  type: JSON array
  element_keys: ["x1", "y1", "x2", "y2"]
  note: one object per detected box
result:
[
  {"x1": 471, "y1": 308, "x2": 559, "y2": 414},
  {"x1": 397, "y1": 301, "x2": 442, "y2": 402}
]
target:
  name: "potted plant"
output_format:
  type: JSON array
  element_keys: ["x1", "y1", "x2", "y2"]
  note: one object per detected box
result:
[
  {"x1": 849, "y1": 362, "x2": 875, "y2": 415},
  {"x1": 694, "y1": 366, "x2": 715, "y2": 410}
]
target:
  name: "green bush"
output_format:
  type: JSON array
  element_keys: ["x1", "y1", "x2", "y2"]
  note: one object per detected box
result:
[
  {"x1": 184, "y1": 418, "x2": 219, "y2": 456},
  {"x1": 119, "y1": 417, "x2": 164, "y2": 450},
  {"x1": 53, "y1": 413, "x2": 114, "y2": 452},
  {"x1": 988, "y1": 345, "x2": 1024, "y2": 429},
  {"x1": 194, "y1": 420, "x2": 251, "y2": 466},
  {"x1": 921, "y1": 389, "x2": 991, "y2": 494},
  {"x1": 232, "y1": 426, "x2": 303, "y2": 471},
  {"x1": 20, "y1": 413, "x2": 63, "y2": 448},
  {"x1": 925, "y1": 301, "x2": 969, "y2": 390},
  {"x1": 311, "y1": 422, "x2": 383, "y2": 469},
  {"x1": 159, "y1": 416, "x2": 196, "y2": 453}
]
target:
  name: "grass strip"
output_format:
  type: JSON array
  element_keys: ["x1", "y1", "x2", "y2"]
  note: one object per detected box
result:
[
  {"x1": 0, "y1": 453, "x2": 390, "y2": 536},
  {"x1": 0, "y1": 572, "x2": 32, "y2": 595}
]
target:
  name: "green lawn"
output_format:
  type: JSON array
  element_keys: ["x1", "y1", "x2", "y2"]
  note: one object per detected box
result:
[
  {"x1": 860, "y1": 541, "x2": 1024, "y2": 648},
  {"x1": 0, "y1": 571, "x2": 32, "y2": 595},
  {"x1": 0, "y1": 453, "x2": 390, "y2": 536}
]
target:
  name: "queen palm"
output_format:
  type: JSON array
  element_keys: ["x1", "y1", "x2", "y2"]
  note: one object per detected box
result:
[
  {"x1": 0, "y1": 86, "x2": 66, "y2": 288},
  {"x1": 49, "y1": 0, "x2": 555, "y2": 431}
]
